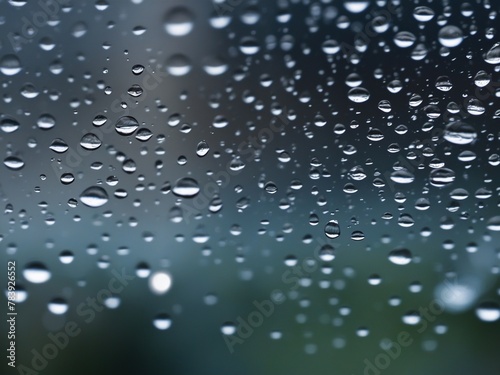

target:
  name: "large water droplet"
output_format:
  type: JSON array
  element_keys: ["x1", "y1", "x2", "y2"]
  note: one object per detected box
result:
[
  {"x1": 475, "y1": 302, "x2": 500, "y2": 322},
  {"x1": 348, "y1": 87, "x2": 370, "y2": 103},
  {"x1": 49, "y1": 138, "x2": 69, "y2": 153},
  {"x1": 429, "y1": 168, "x2": 455, "y2": 187},
  {"x1": 0, "y1": 54, "x2": 22, "y2": 75},
  {"x1": 343, "y1": 1, "x2": 369, "y2": 13},
  {"x1": 23, "y1": 262, "x2": 51, "y2": 283},
  {"x1": 394, "y1": 31, "x2": 416, "y2": 48},
  {"x1": 80, "y1": 133, "x2": 102, "y2": 150},
  {"x1": 438, "y1": 25, "x2": 463, "y2": 48},
  {"x1": 388, "y1": 249, "x2": 412, "y2": 265},
  {"x1": 1, "y1": 118, "x2": 20, "y2": 133},
  {"x1": 484, "y1": 42, "x2": 500, "y2": 64},
  {"x1": 3, "y1": 156, "x2": 24, "y2": 170},
  {"x1": 79, "y1": 186, "x2": 109, "y2": 207},
  {"x1": 325, "y1": 220, "x2": 341, "y2": 239},
  {"x1": 390, "y1": 169, "x2": 415, "y2": 184},
  {"x1": 115, "y1": 116, "x2": 139, "y2": 135},
  {"x1": 164, "y1": 6, "x2": 194, "y2": 36},
  {"x1": 173, "y1": 177, "x2": 200, "y2": 197},
  {"x1": 443, "y1": 121, "x2": 477, "y2": 144},
  {"x1": 486, "y1": 216, "x2": 500, "y2": 231},
  {"x1": 413, "y1": 6, "x2": 435, "y2": 22},
  {"x1": 37, "y1": 114, "x2": 56, "y2": 130}
]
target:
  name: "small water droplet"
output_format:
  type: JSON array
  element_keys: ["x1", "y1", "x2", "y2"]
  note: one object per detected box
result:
[
  {"x1": 196, "y1": 140, "x2": 210, "y2": 157},
  {"x1": 153, "y1": 313, "x2": 172, "y2": 330},
  {"x1": 48, "y1": 298, "x2": 68, "y2": 315},
  {"x1": 221, "y1": 322, "x2": 236, "y2": 335},
  {"x1": 475, "y1": 302, "x2": 500, "y2": 322}
]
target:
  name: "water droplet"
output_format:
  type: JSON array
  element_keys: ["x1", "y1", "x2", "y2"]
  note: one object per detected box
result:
[
  {"x1": 319, "y1": 245, "x2": 335, "y2": 261},
  {"x1": 474, "y1": 70, "x2": 491, "y2": 87},
  {"x1": 93, "y1": 115, "x2": 108, "y2": 127},
  {"x1": 149, "y1": 271, "x2": 172, "y2": 295},
  {"x1": 475, "y1": 302, "x2": 500, "y2": 322},
  {"x1": 348, "y1": 87, "x2": 370, "y2": 103},
  {"x1": 3, "y1": 156, "x2": 24, "y2": 170},
  {"x1": 37, "y1": 114, "x2": 56, "y2": 130},
  {"x1": 59, "y1": 250, "x2": 74, "y2": 264},
  {"x1": 172, "y1": 177, "x2": 200, "y2": 198},
  {"x1": 80, "y1": 133, "x2": 102, "y2": 150},
  {"x1": 60, "y1": 173, "x2": 75, "y2": 185},
  {"x1": 8, "y1": 0, "x2": 27, "y2": 7},
  {"x1": 164, "y1": 6, "x2": 194, "y2": 36},
  {"x1": 79, "y1": 186, "x2": 109, "y2": 207},
  {"x1": 429, "y1": 168, "x2": 456, "y2": 187},
  {"x1": 48, "y1": 298, "x2": 68, "y2": 315},
  {"x1": 390, "y1": 169, "x2": 415, "y2": 184},
  {"x1": 1, "y1": 118, "x2": 20, "y2": 133},
  {"x1": 136, "y1": 262, "x2": 151, "y2": 278},
  {"x1": 115, "y1": 116, "x2": 139, "y2": 135},
  {"x1": 166, "y1": 54, "x2": 192, "y2": 76},
  {"x1": 132, "y1": 64, "x2": 144, "y2": 75},
  {"x1": 368, "y1": 274, "x2": 382, "y2": 285},
  {"x1": 202, "y1": 56, "x2": 228, "y2": 76},
  {"x1": 239, "y1": 36, "x2": 260, "y2": 55},
  {"x1": 153, "y1": 313, "x2": 172, "y2": 330},
  {"x1": 484, "y1": 42, "x2": 500, "y2": 64},
  {"x1": 49, "y1": 138, "x2": 69, "y2": 153},
  {"x1": 487, "y1": 216, "x2": 500, "y2": 231},
  {"x1": 443, "y1": 121, "x2": 477, "y2": 144},
  {"x1": 438, "y1": 25, "x2": 463, "y2": 48},
  {"x1": 135, "y1": 128, "x2": 153, "y2": 142},
  {"x1": 104, "y1": 296, "x2": 121, "y2": 309},
  {"x1": 388, "y1": 249, "x2": 412, "y2": 265},
  {"x1": 23, "y1": 262, "x2": 51, "y2": 283},
  {"x1": 413, "y1": 6, "x2": 435, "y2": 22},
  {"x1": 196, "y1": 141, "x2": 210, "y2": 157},
  {"x1": 221, "y1": 322, "x2": 236, "y2": 335},
  {"x1": 394, "y1": 31, "x2": 416, "y2": 48},
  {"x1": 435, "y1": 76, "x2": 452, "y2": 91},
  {"x1": 264, "y1": 181, "x2": 278, "y2": 194},
  {"x1": 270, "y1": 330, "x2": 282, "y2": 340},
  {"x1": 0, "y1": 54, "x2": 22, "y2": 75},
  {"x1": 402, "y1": 311, "x2": 421, "y2": 325},
  {"x1": 325, "y1": 220, "x2": 341, "y2": 239},
  {"x1": 127, "y1": 84, "x2": 143, "y2": 97},
  {"x1": 322, "y1": 39, "x2": 340, "y2": 55}
]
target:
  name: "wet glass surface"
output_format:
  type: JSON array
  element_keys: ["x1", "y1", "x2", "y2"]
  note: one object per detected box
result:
[{"x1": 1, "y1": 1, "x2": 500, "y2": 374}]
